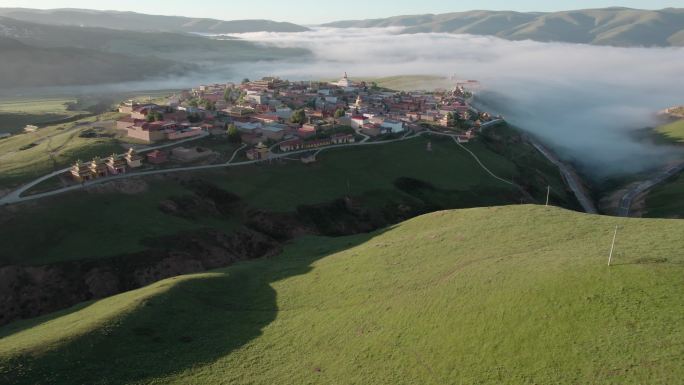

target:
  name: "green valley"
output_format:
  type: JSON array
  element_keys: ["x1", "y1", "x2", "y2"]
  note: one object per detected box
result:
[{"x1": 0, "y1": 125, "x2": 577, "y2": 265}]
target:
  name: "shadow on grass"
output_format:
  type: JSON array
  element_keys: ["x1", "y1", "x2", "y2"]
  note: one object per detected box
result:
[
  {"x1": 612, "y1": 257, "x2": 683, "y2": 266},
  {"x1": 1, "y1": 232, "x2": 385, "y2": 385}
]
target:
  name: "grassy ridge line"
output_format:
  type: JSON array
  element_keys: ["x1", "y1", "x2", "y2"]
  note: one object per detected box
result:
[
  {"x1": 358, "y1": 75, "x2": 451, "y2": 91},
  {"x1": 1, "y1": 205, "x2": 682, "y2": 384}
]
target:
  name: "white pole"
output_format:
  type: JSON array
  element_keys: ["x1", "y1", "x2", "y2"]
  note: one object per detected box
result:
[
  {"x1": 545, "y1": 186, "x2": 550, "y2": 206},
  {"x1": 608, "y1": 225, "x2": 618, "y2": 266}
]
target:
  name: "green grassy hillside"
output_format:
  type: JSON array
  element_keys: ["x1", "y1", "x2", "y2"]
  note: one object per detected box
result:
[
  {"x1": 0, "y1": 112, "x2": 130, "y2": 190},
  {"x1": 0, "y1": 128, "x2": 577, "y2": 265},
  {"x1": 325, "y1": 8, "x2": 684, "y2": 47},
  {"x1": 644, "y1": 172, "x2": 684, "y2": 218},
  {"x1": 641, "y1": 120, "x2": 684, "y2": 218},
  {"x1": 655, "y1": 119, "x2": 684, "y2": 144},
  {"x1": 0, "y1": 97, "x2": 87, "y2": 134},
  {"x1": 0, "y1": 37, "x2": 188, "y2": 88},
  {"x1": 353, "y1": 75, "x2": 450, "y2": 91},
  {"x1": 1, "y1": 205, "x2": 682, "y2": 384}
]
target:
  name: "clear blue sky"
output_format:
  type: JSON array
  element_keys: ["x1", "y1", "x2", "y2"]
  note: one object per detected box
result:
[{"x1": 0, "y1": 0, "x2": 681, "y2": 24}]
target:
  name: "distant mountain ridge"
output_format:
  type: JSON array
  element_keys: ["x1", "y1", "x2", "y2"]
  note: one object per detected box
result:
[
  {"x1": 0, "y1": 16, "x2": 308, "y2": 88},
  {"x1": 0, "y1": 36, "x2": 189, "y2": 87},
  {"x1": 0, "y1": 8, "x2": 309, "y2": 33},
  {"x1": 323, "y1": 7, "x2": 684, "y2": 47},
  {"x1": 0, "y1": 16, "x2": 306, "y2": 61}
]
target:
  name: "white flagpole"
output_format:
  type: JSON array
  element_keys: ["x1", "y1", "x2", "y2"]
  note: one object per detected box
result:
[
  {"x1": 545, "y1": 186, "x2": 550, "y2": 206},
  {"x1": 608, "y1": 225, "x2": 618, "y2": 266}
]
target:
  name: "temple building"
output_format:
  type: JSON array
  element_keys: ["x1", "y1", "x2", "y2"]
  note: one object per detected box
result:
[
  {"x1": 246, "y1": 142, "x2": 270, "y2": 160},
  {"x1": 70, "y1": 160, "x2": 95, "y2": 182},
  {"x1": 89, "y1": 158, "x2": 109, "y2": 178},
  {"x1": 353, "y1": 95, "x2": 367, "y2": 111},
  {"x1": 337, "y1": 73, "x2": 352, "y2": 88},
  {"x1": 106, "y1": 154, "x2": 128, "y2": 175},
  {"x1": 335, "y1": 72, "x2": 356, "y2": 90},
  {"x1": 125, "y1": 148, "x2": 144, "y2": 168}
]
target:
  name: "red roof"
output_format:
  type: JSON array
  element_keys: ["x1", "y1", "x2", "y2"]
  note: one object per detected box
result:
[{"x1": 202, "y1": 94, "x2": 222, "y2": 102}]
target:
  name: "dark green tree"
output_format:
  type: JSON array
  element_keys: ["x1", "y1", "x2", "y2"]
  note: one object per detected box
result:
[
  {"x1": 146, "y1": 111, "x2": 164, "y2": 122},
  {"x1": 227, "y1": 123, "x2": 240, "y2": 142},
  {"x1": 291, "y1": 109, "x2": 306, "y2": 124},
  {"x1": 446, "y1": 112, "x2": 456, "y2": 127}
]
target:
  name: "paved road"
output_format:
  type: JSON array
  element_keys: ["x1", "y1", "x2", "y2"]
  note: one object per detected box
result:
[
  {"x1": 451, "y1": 137, "x2": 514, "y2": 186},
  {"x1": 1, "y1": 123, "x2": 517, "y2": 206},
  {"x1": 529, "y1": 139, "x2": 598, "y2": 214},
  {"x1": 226, "y1": 143, "x2": 247, "y2": 164},
  {"x1": 618, "y1": 162, "x2": 684, "y2": 217}
]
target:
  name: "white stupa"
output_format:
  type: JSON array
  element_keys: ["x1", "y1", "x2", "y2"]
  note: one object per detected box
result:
[{"x1": 336, "y1": 72, "x2": 352, "y2": 88}]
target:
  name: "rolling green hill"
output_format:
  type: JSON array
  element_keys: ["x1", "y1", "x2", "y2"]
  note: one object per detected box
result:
[
  {"x1": 655, "y1": 119, "x2": 684, "y2": 144},
  {"x1": 0, "y1": 8, "x2": 309, "y2": 33},
  {"x1": 0, "y1": 37, "x2": 189, "y2": 88},
  {"x1": 324, "y1": 7, "x2": 684, "y2": 47},
  {"x1": 1, "y1": 205, "x2": 682, "y2": 384},
  {"x1": 0, "y1": 17, "x2": 307, "y2": 62}
]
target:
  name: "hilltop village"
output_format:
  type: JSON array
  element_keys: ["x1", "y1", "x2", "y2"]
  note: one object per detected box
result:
[{"x1": 71, "y1": 74, "x2": 493, "y2": 181}]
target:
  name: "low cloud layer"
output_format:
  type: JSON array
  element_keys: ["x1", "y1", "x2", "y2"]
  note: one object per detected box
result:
[{"x1": 229, "y1": 28, "x2": 684, "y2": 178}]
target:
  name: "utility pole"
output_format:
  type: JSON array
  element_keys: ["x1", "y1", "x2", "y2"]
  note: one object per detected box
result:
[
  {"x1": 545, "y1": 185, "x2": 551, "y2": 206},
  {"x1": 608, "y1": 225, "x2": 618, "y2": 266}
]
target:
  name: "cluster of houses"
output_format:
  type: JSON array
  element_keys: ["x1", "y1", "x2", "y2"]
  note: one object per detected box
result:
[
  {"x1": 90, "y1": 73, "x2": 490, "y2": 178},
  {"x1": 71, "y1": 149, "x2": 140, "y2": 181},
  {"x1": 69, "y1": 148, "x2": 168, "y2": 182},
  {"x1": 115, "y1": 73, "x2": 488, "y2": 150},
  {"x1": 116, "y1": 102, "x2": 205, "y2": 143}
]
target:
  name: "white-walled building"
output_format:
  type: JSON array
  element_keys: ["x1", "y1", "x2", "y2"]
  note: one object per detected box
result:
[
  {"x1": 351, "y1": 115, "x2": 369, "y2": 129},
  {"x1": 380, "y1": 119, "x2": 405, "y2": 133}
]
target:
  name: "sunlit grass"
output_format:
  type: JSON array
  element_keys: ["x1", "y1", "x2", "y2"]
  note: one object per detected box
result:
[{"x1": 1, "y1": 205, "x2": 681, "y2": 384}]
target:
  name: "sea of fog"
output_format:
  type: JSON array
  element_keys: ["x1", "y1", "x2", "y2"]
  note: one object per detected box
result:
[
  {"x1": 227, "y1": 28, "x2": 684, "y2": 178},
  {"x1": 7, "y1": 27, "x2": 684, "y2": 178}
]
